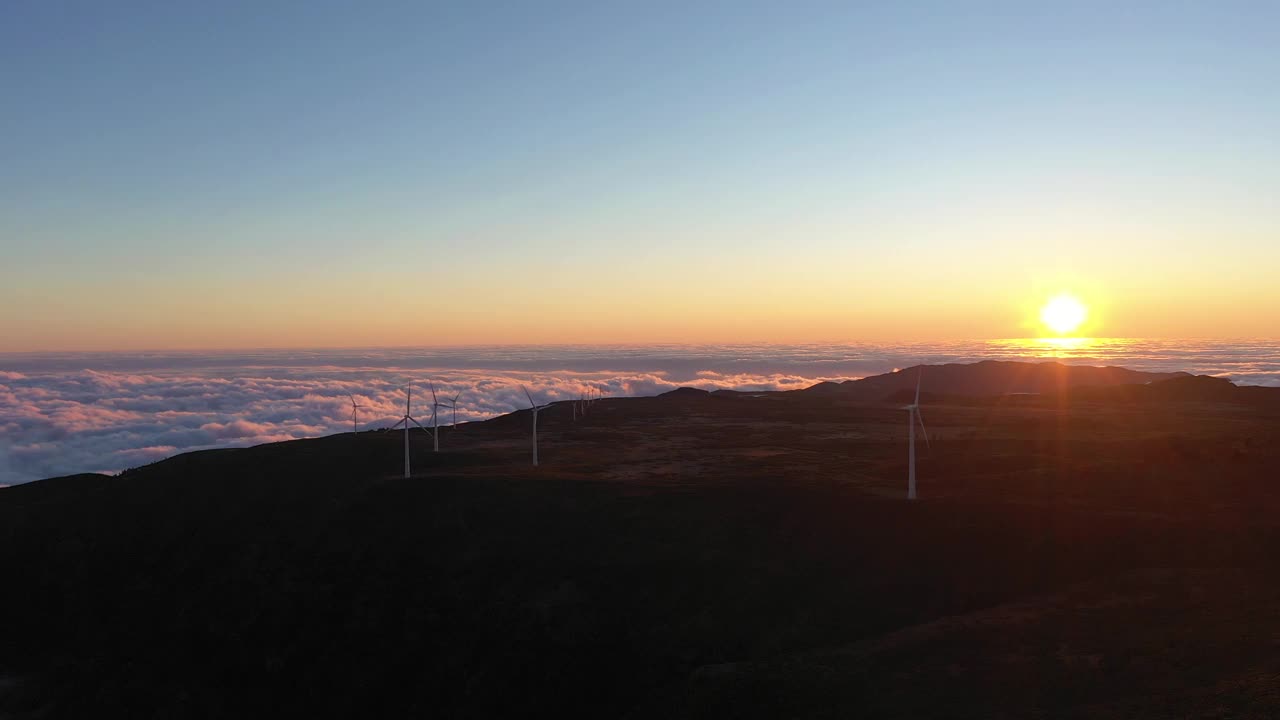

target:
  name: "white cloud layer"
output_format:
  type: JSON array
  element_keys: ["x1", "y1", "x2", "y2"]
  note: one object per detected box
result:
[
  {"x1": 0, "y1": 363, "x2": 854, "y2": 484},
  {"x1": 2, "y1": 341, "x2": 1276, "y2": 484}
]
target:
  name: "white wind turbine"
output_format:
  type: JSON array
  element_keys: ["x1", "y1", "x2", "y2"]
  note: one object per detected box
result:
[
  {"x1": 347, "y1": 394, "x2": 365, "y2": 434},
  {"x1": 428, "y1": 381, "x2": 443, "y2": 452},
  {"x1": 427, "y1": 383, "x2": 464, "y2": 451},
  {"x1": 391, "y1": 386, "x2": 428, "y2": 478},
  {"x1": 523, "y1": 386, "x2": 554, "y2": 467},
  {"x1": 904, "y1": 367, "x2": 931, "y2": 500},
  {"x1": 445, "y1": 391, "x2": 462, "y2": 428}
]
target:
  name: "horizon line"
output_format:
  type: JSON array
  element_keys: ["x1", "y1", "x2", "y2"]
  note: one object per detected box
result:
[{"x1": 4, "y1": 336, "x2": 1279, "y2": 357}]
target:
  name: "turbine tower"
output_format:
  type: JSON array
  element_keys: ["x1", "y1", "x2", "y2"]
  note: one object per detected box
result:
[
  {"x1": 391, "y1": 386, "x2": 428, "y2": 478},
  {"x1": 347, "y1": 394, "x2": 365, "y2": 434},
  {"x1": 426, "y1": 384, "x2": 463, "y2": 451},
  {"x1": 447, "y1": 391, "x2": 462, "y2": 427},
  {"x1": 904, "y1": 367, "x2": 931, "y2": 500},
  {"x1": 523, "y1": 386, "x2": 554, "y2": 467},
  {"x1": 428, "y1": 381, "x2": 442, "y2": 452}
]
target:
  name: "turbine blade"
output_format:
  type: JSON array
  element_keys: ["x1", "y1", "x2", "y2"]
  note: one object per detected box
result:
[
  {"x1": 411, "y1": 418, "x2": 428, "y2": 431},
  {"x1": 917, "y1": 409, "x2": 931, "y2": 451},
  {"x1": 522, "y1": 385, "x2": 535, "y2": 408},
  {"x1": 429, "y1": 380, "x2": 437, "y2": 404},
  {"x1": 406, "y1": 387, "x2": 411, "y2": 414},
  {"x1": 915, "y1": 366, "x2": 923, "y2": 406}
]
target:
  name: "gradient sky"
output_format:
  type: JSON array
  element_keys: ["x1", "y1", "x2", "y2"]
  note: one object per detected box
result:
[{"x1": 3, "y1": 1, "x2": 1278, "y2": 350}]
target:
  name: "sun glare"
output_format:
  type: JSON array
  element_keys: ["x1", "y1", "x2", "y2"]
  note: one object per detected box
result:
[{"x1": 1040, "y1": 294, "x2": 1088, "y2": 335}]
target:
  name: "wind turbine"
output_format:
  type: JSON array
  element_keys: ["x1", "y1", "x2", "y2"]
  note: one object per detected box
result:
[
  {"x1": 391, "y1": 386, "x2": 428, "y2": 478},
  {"x1": 904, "y1": 367, "x2": 931, "y2": 500},
  {"x1": 347, "y1": 394, "x2": 365, "y2": 434},
  {"x1": 446, "y1": 391, "x2": 462, "y2": 428},
  {"x1": 427, "y1": 384, "x2": 463, "y2": 450},
  {"x1": 523, "y1": 386, "x2": 554, "y2": 467},
  {"x1": 428, "y1": 382, "x2": 443, "y2": 452}
]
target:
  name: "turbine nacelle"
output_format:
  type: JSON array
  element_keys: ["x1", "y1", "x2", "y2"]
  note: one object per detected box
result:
[
  {"x1": 392, "y1": 386, "x2": 430, "y2": 477},
  {"x1": 348, "y1": 394, "x2": 366, "y2": 433}
]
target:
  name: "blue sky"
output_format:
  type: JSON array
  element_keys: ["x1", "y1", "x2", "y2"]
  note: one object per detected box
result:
[{"x1": 3, "y1": 1, "x2": 1278, "y2": 349}]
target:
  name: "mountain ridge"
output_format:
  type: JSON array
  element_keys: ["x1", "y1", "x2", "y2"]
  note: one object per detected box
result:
[
  {"x1": 4, "y1": 359, "x2": 1280, "y2": 717},
  {"x1": 811, "y1": 359, "x2": 1192, "y2": 400}
]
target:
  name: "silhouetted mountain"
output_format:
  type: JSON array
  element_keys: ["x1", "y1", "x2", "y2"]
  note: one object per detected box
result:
[
  {"x1": 810, "y1": 360, "x2": 1190, "y2": 400},
  {"x1": 4, "y1": 362, "x2": 1280, "y2": 718},
  {"x1": 1068, "y1": 373, "x2": 1280, "y2": 407},
  {"x1": 876, "y1": 373, "x2": 1280, "y2": 410},
  {"x1": 1155, "y1": 374, "x2": 1238, "y2": 399},
  {"x1": 660, "y1": 386, "x2": 711, "y2": 398},
  {"x1": 798, "y1": 380, "x2": 843, "y2": 394},
  {"x1": 0, "y1": 472, "x2": 113, "y2": 503}
]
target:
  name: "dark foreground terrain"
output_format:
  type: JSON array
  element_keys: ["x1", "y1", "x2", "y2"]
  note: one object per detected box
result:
[{"x1": 3, "y1": 362, "x2": 1280, "y2": 718}]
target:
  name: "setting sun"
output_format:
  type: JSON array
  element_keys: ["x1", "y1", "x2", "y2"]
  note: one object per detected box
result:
[{"x1": 1040, "y1": 294, "x2": 1088, "y2": 335}]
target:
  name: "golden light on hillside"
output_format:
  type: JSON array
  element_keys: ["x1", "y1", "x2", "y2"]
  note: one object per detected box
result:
[{"x1": 1040, "y1": 293, "x2": 1088, "y2": 335}]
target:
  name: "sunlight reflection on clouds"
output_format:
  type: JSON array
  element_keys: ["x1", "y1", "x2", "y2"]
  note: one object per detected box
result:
[{"x1": 1, "y1": 339, "x2": 1277, "y2": 484}]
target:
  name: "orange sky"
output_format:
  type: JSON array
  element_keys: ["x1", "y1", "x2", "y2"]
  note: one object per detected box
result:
[{"x1": 4, "y1": 4, "x2": 1278, "y2": 352}]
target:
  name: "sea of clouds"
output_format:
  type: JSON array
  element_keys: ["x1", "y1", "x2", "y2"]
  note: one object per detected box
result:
[{"x1": 2, "y1": 340, "x2": 1277, "y2": 485}]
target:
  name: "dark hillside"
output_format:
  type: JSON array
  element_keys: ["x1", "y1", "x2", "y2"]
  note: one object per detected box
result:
[
  {"x1": 818, "y1": 360, "x2": 1189, "y2": 400},
  {"x1": 3, "y1": 362, "x2": 1279, "y2": 718}
]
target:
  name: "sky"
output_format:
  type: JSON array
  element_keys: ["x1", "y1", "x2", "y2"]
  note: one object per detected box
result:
[{"x1": 3, "y1": 1, "x2": 1278, "y2": 350}]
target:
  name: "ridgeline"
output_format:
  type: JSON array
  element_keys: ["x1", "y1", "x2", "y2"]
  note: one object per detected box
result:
[{"x1": 3, "y1": 362, "x2": 1280, "y2": 718}]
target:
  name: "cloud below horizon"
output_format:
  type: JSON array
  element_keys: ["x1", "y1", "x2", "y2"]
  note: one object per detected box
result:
[
  {"x1": 3, "y1": 341, "x2": 1277, "y2": 485},
  {"x1": 0, "y1": 365, "x2": 856, "y2": 484}
]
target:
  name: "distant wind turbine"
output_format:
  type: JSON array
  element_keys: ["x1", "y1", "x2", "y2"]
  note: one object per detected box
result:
[
  {"x1": 347, "y1": 394, "x2": 365, "y2": 434},
  {"x1": 523, "y1": 386, "x2": 554, "y2": 467},
  {"x1": 427, "y1": 384, "x2": 464, "y2": 450},
  {"x1": 904, "y1": 367, "x2": 931, "y2": 500},
  {"x1": 429, "y1": 381, "x2": 443, "y2": 452},
  {"x1": 446, "y1": 391, "x2": 462, "y2": 428},
  {"x1": 391, "y1": 386, "x2": 429, "y2": 478}
]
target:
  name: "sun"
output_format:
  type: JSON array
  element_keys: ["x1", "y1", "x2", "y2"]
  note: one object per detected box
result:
[{"x1": 1040, "y1": 293, "x2": 1088, "y2": 335}]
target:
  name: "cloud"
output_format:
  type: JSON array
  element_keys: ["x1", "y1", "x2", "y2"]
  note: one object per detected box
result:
[
  {"x1": 0, "y1": 363, "x2": 859, "y2": 485},
  {"x1": 1, "y1": 342, "x2": 1276, "y2": 485}
]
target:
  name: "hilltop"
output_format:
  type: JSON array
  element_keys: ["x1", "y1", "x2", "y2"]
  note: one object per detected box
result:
[
  {"x1": 806, "y1": 359, "x2": 1190, "y2": 399},
  {"x1": 3, "y1": 361, "x2": 1280, "y2": 718}
]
